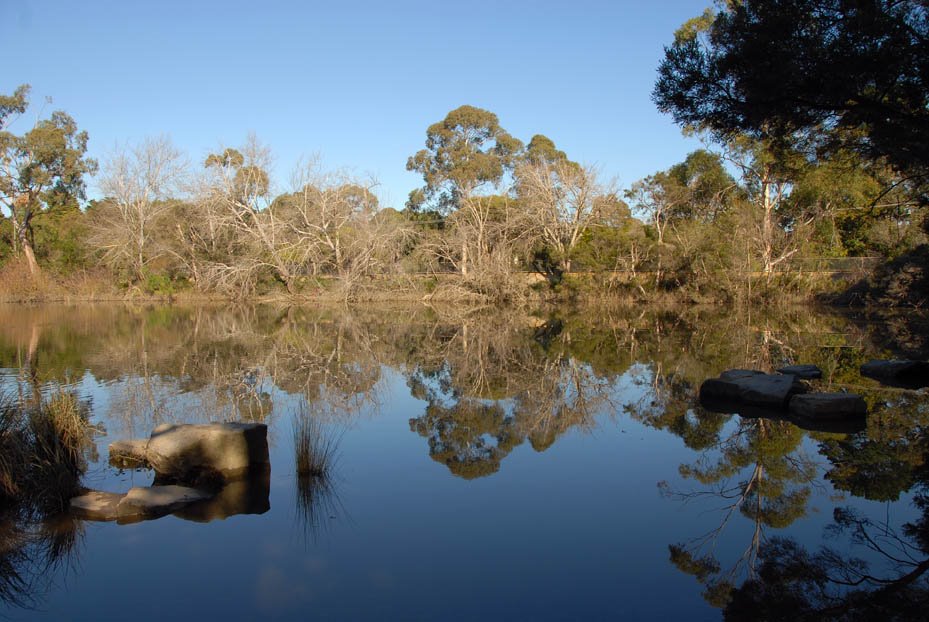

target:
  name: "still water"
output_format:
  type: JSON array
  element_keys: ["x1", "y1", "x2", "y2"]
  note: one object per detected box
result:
[{"x1": 0, "y1": 303, "x2": 927, "y2": 621}]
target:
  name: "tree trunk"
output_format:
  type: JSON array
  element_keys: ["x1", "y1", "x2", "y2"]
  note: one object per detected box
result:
[{"x1": 20, "y1": 235, "x2": 40, "y2": 277}]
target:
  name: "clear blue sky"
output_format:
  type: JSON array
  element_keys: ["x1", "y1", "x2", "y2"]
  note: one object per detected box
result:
[{"x1": 2, "y1": 0, "x2": 709, "y2": 208}]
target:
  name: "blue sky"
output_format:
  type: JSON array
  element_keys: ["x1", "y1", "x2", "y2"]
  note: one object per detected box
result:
[{"x1": 2, "y1": 0, "x2": 709, "y2": 208}]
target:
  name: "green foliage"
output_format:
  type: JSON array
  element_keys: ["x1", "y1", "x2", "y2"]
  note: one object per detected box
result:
[
  {"x1": 143, "y1": 271, "x2": 175, "y2": 296},
  {"x1": 654, "y1": 1, "x2": 929, "y2": 182},
  {"x1": 407, "y1": 105, "x2": 523, "y2": 211},
  {"x1": 0, "y1": 85, "x2": 97, "y2": 271},
  {"x1": 525, "y1": 134, "x2": 571, "y2": 166}
]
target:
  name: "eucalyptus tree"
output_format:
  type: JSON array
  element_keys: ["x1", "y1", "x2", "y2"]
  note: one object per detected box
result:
[
  {"x1": 407, "y1": 105, "x2": 523, "y2": 275},
  {"x1": 0, "y1": 85, "x2": 97, "y2": 276}
]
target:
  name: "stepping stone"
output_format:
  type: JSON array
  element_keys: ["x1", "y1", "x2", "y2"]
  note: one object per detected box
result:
[
  {"x1": 860, "y1": 360, "x2": 929, "y2": 389},
  {"x1": 70, "y1": 491, "x2": 126, "y2": 521},
  {"x1": 789, "y1": 393, "x2": 867, "y2": 420},
  {"x1": 701, "y1": 371, "x2": 806, "y2": 410},
  {"x1": 116, "y1": 485, "x2": 212, "y2": 523}
]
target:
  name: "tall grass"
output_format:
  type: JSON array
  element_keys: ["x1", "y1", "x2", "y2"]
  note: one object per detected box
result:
[
  {"x1": 293, "y1": 408, "x2": 344, "y2": 540},
  {"x1": 0, "y1": 392, "x2": 92, "y2": 514},
  {"x1": 294, "y1": 413, "x2": 340, "y2": 478},
  {"x1": 0, "y1": 392, "x2": 90, "y2": 610}
]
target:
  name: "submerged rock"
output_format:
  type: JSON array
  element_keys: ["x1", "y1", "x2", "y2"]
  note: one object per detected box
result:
[
  {"x1": 777, "y1": 365, "x2": 823, "y2": 380},
  {"x1": 116, "y1": 485, "x2": 212, "y2": 523},
  {"x1": 70, "y1": 491, "x2": 125, "y2": 522},
  {"x1": 789, "y1": 393, "x2": 867, "y2": 420},
  {"x1": 860, "y1": 360, "x2": 929, "y2": 389}
]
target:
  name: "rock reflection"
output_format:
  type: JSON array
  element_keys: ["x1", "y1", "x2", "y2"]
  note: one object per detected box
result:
[
  {"x1": 653, "y1": 364, "x2": 929, "y2": 616},
  {"x1": 173, "y1": 474, "x2": 271, "y2": 523}
]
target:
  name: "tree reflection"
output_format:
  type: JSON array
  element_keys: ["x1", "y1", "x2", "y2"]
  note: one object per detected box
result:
[
  {"x1": 661, "y1": 416, "x2": 818, "y2": 607},
  {"x1": 725, "y1": 500, "x2": 929, "y2": 620},
  {"x1": 407, "y1": 315, "x2": 612, "y2": 478}
]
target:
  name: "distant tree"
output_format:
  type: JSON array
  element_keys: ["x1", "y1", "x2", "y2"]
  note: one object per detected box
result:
[
  {"x1": 407, "y1": 105, "x2": 523, "y2": 275},
  {"x1": 92, "y1": 136, "x2": 187, "y2": 281},
  {"x1": 515, "y1": 144, "x2": 611, "y2": 276},
  {"x1": 0, "y1": 85, "x2": 97, "y2": 275}
]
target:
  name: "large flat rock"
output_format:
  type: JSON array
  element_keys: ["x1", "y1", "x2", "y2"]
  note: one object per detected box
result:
[
  {"x1": 701, "y1": 371, "x2": 806, "y2": 410},
  {"x1": 116, "y1": 485, "x2": 212, "y2": 523},
  {"x1": 70, "y1": 491, "x2": 126, "y2": 521},
  {"x1": 146, "y1": 422, "x2": 269, "y2": 483},
  {"x1": 789, "y1": 393, "x2": 867, "y2": 420}
]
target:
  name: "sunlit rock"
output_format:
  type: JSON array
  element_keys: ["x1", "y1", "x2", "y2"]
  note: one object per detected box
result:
[
  {"x1": 789, "y1": 393, "x2": 867, "y2": 420},
  {"x1": 70, "y1": 490, "x2": 125, "y2": 521},
  {"x1": 777, "y1": 364, "x2": 823, "y2": 380},
  {"x1": 145, "y1": 422, "x2": 269, "y2": 483},
  {"x1": 860, "y1": 360, "x2": 929, "y2": 389},
  {"x1": 109, "y1": 439, "x2": 149, "y2": 468},
  {"x1": 116, "y1": 485, "x2": 211, "y2": 523}
]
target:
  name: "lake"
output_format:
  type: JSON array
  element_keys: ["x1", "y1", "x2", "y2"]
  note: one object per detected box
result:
[{"x1": 0, "y1": 303, "x2": 927, "y2": 621}]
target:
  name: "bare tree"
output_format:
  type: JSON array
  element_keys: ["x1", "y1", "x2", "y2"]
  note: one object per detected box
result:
[
  {"x1": 194, "y1": 135, "x2": 298, "y2": 294},
  {"x1": 516, "y1": 160, "x2": 609, "y2": 273},
  {"x1": 91, "y1": 136, "x2": 187, "y2": 281},
  {"x1": 281, "y1": 160, "x2": 411, "y2": 298}
]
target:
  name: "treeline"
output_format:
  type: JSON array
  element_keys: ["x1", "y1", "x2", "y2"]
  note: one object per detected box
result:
[{"x1": 2, "y1": 2, "x2": 928, "y2": 304}]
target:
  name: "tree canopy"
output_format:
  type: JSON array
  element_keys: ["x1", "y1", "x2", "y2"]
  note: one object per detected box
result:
[
  {"x1": 0, "y1": 85, "x2": 96, "y2": 275},
  {"x1": 653, "y1": 0, "x2": 929, "y2": 182}
]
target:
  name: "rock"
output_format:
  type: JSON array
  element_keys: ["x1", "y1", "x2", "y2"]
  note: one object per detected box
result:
[
  {"x1": 172, "y1": 473, "x2": 271, "y2": 523},
  {"x1": 70, "y1": 491, "x2": 126, "y2": 521},
  {"x1": 116, "y1": 485, "x2": 212, "y2": 523},
  {"x1": 789, "y1": 393, "x2": 867, "y2": 420},
  {"x1": 860, "y1": 360, "x2": 929, "y2": 389},
  {"x1": 145, "y1": 422, "x2": 269, "y2": 483},
  {"x1": 699, "y1": 378, "x2": 745, "y2": 402},
  {"x1": 719, "y1": 369, "x2": 766, "y2": 381},
  {"x1": 701, "y1": 371, "x2": 807, "y2": 411},
  {"x1": 738, "y1": 373, "x2": 806, "y2": 408},
  {"x1": 777, "y1": 365, "x2": 823, "y2": 380},
  {"x1": 109, "y1": 439, "x2": 149, "y2": 468}
]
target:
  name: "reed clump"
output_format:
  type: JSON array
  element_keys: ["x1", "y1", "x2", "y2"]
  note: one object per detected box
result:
[
  {"x1": 0, "y1": 393, "x2": 92, "y2": 515},
  {"x1": 293, "y1": 409, "x2": 345, "y2": 540},
  {"x1": 294, "y1": 414, "x2": 340, "y2": 479}
]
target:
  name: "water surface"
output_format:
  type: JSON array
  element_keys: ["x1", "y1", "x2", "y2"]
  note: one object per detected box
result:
[{"x1": 1, "y1": 303, "x2": 927, "y2": 621}]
